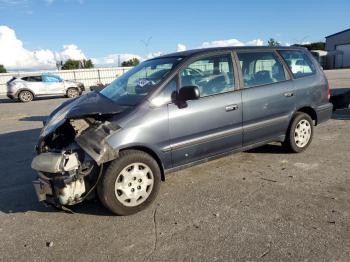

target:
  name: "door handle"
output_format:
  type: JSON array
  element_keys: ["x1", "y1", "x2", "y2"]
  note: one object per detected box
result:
[
  {"x1": 225, "y1": 104, "x2": 239, "y2": 111},
  {"x1": 284, "y1": 92, "x2": 294, "y2": 97}
]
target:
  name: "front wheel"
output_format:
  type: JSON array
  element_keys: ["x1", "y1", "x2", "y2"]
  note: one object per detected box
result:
[
  {"x1": 97, "y1": 150, "x2": 161, "y2": 215},
  {"x1": 283, "y1": 112, "x2": 314, "y2": 153},
  {"x1": 66, "y1": 87, "x2": 80, "y2": 98}
]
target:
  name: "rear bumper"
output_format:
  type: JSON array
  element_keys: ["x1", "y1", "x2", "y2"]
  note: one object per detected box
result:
[{"x1": 315, "y1": 103, "x2": 333, "y2": 125}]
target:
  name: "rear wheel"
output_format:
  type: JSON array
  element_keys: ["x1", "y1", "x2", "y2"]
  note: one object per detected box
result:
[
  {"x1": 66, "y1": 87, "x2": 80, "y2": 98},
  {"x1": 97, "y1": 150, "x2": 161, "y2": 215},
  {"x1": 283, "y1": 112, "x2": 314, "y2": 153},
  {"x1": 18, "y1": 90, "x2": 34, "y2": 102}
]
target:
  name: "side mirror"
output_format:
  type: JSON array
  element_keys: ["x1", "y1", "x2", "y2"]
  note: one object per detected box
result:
[{"x1": 178, "y1": 85, "x2": 200, "y2": 101}]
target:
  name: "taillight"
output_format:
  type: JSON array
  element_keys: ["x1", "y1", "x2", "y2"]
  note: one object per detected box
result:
[{"x1": 327, "y1": 80, "x2": 331, "y2": 100}]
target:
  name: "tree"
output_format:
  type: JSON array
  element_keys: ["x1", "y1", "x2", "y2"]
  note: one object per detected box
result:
[
  {"x1": 268, "y1": 38, "x2": 280, "y2": 47},
  {"x1": 121, "y1": 58, "x2": 140, "y2": 67},
  {"x1": 62, "y1": 59, "x2": 94, "y2": 70},
  {"x1": 83, "y1": 59, "x2": 94, "y2": 69},
  {"x1": 0, "y1": 64, "x2": 7, "y2": 73},
  {"x1": 292, "y1": 42, "x2": 325, "y2": 51}
]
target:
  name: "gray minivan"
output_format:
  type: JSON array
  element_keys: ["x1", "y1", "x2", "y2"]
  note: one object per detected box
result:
[{"x1": 31, "y1": 47, "x2": 333, "y2": 215}]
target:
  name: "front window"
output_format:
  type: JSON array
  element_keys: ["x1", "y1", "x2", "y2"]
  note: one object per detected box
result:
[
  {"x1": 180, "y1": 53, "x2": 235, "y2": 97},
  {"x1": 101, "y1": 57, "x2": 183, "y2": 106},
  {"x1": 43, "y1": 75, "x2": 62, "y2": 82}
]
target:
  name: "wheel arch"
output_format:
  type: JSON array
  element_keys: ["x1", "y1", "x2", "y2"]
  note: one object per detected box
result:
[
  {"x1": 295, "y1": 106, "x2": 318, "y2": 125},
  {"x1": 15, "y1": 88, "x2": 35, "y2": 98},
  {"x1": 119, "y1": 146, "x2": 166, "y2": 181}
]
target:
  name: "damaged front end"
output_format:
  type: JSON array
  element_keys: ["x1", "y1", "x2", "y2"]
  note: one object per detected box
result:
[{"x1": 31, "y1": 92, "x2": 126, "y2": 209}]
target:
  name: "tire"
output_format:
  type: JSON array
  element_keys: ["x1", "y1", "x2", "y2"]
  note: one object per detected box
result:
[
  {"x1": 66, "y1": 87, "x2": 80, "y2": 98},
  {"x1": 283, "y1": 112, "x2": 314, "y2": 153},
  {"x1": 18, "y1": 90, "x2": 34, "y2": 102},
  {"x1": 97, "y1": 150, "x2": 161, "y2": 215}
]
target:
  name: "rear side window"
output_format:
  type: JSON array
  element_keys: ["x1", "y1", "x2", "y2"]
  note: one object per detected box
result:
[
  {"x1": 279, "y1": 50, "x2": 316, "y2": 79},
  {"x1": 237, "y1": 51, "x2": 286, "y2": 88},
  {"x1": 22, "y1": 76, "x2": 42, "y2": 82},
  {"x1": 180, "y1": 53, "x2": 235, "y2": 97}
]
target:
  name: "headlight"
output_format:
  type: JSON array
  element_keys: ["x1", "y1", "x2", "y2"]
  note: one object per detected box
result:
[{"x1": 41, "y1": 105, "x2": 70, "y2": 136}]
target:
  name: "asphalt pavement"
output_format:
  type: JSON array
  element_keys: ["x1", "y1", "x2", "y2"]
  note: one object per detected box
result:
[{"x1": 0, "y1": 95, "x2": 349, "y2": 262}]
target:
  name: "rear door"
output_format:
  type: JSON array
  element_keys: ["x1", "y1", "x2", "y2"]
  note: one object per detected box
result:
[
  {"x1": 23, "y1": 76, "x2": 46, "y2": 95},
  {"x1": 168, "y1": 52, "x2": 243, "y2": 167},
  {"x1": 237, "y1": 50, "x2": 295, "y2": 146}
]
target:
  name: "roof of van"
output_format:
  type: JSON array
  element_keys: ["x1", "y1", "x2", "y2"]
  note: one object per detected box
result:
[{"x1": 153, "y1": 46, "x2": 307, "y2": 59}]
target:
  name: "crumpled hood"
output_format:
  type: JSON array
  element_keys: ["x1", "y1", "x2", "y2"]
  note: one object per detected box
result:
[{"x1": 42, "y1": 91, "x2": 128, "y2": 137}]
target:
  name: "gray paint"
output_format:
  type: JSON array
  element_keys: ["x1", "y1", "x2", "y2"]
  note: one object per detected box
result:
[
  {"x1": 326, "y1": 29, "x2": 350, "y2": 69},
  {"x1": 103, "y1": 47, "x2": 332, "y2": 173}
]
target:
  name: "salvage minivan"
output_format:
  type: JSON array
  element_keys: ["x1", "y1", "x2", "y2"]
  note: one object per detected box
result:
[{"x1": 31, "y1": 47, "x2": 333, "y2": 215}]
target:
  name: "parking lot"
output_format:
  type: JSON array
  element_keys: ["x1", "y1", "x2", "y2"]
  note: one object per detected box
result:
[{"x1": 0, "y1": 90, "x2": 349, "y2": 261}]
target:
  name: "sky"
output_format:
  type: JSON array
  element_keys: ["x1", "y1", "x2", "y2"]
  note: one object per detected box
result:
[{"x1": 0, "y1": 0, "x2": 349, "y2": 70}]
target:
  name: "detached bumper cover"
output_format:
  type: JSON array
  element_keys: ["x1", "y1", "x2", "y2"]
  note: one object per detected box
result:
[{"x1": 315, "y1": 103, "x2": 333, "y2": 125}]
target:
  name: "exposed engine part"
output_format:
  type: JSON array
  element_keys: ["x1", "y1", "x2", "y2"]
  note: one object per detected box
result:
[
  {"x1": 70, "y1": 118, "x2": 91, "y2": 136},
  {"x1": 31, "y1": 152, "x2": 79, "y2": 173},
  {"x1": 57, "y1": 178, "x2": 86, "y2": 205},
  {"x1": 75, "y1": 121, "x2": 119, "y2": 165}
]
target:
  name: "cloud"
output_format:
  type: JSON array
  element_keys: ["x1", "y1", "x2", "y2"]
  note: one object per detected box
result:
[
  {"x1": 59, "y1": 44, "x2": 86, "y2": 61},
  {"x1": 0, "y1": 25, "x2": 89, "y2": 70},
  {"x1": 199, "y1": 38, "x2": 264, "y2": 48},
  {"x1": 146, "y1": 52, "x2": 162, "y2": 59},
  {"x1": 245, "y1": 39, "x2": 264, "y2": 46},
  {"x1": 176, "y1": 43, "x2": 187, "y2": 52},
  {"x1": 91, "y1": 53, "x2": 141, "y2": 67},
  {"x1": 0, "y1": 0, "x2": 28, "y2": 8}
]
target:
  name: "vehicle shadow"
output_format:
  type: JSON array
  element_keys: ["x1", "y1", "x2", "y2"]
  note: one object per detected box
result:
[
  {"x1": 332, "y1": 108, "x2": 350, "y2": 120},
  {"x1": 330, "y1": 88, "x2": 350, "y2": 111},
  {"x1": 19, "y1": 116, "x2": 47, "y2": 122},
  {"x1": 246, "y1": 143, "x2": 289, "y2": 154},
  {"x1": 0, "y1": 96, "x2": 67, "y2": 104},
  {"x1": 0, "y1": 128, "x2": 113, "y2": 216}
]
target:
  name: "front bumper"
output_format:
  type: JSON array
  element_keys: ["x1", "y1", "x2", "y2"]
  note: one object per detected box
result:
[
  {"x1": 31, "y1": 152, "x2": 86, "y2": 206},
  {"x1": 6, "y1": 92, "x2": 15, "y2": 99},
  {"x1": 315, "y1": 103, "x2": 333, "y2": 125},
  {"x1": 33, "y1": 178, "x2": 53, "y2": 202}
]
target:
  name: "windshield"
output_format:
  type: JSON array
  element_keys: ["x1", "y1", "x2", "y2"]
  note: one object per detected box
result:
[{"x1": 101, "y1": 57, "x2": 183, "y2": 106}]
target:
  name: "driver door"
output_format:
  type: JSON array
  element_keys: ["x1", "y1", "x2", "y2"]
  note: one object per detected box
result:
[
  {"x1": 42, "y1": 75, "x2": 65, "y2": 94},
  {"x1": 168, "y1": 52, "x2": 243, "y2": 167}
]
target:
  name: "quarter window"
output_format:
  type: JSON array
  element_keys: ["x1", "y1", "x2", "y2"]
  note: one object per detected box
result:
[
  {"x1": 237, "y1": 52, "x2": 286, "y2": 88},
  {"x1": 180, "y1": 54, "x2": 235, "y2": 97},
  {"x1": 279, "y1": 50, "x2": 316, "y2": 78}
]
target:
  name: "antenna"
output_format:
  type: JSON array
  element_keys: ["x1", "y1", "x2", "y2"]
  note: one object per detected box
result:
[{"x1": 140, "y1": 36, "x2": 152, "y2": 56}]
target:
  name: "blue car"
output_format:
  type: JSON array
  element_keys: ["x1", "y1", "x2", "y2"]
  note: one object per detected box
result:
[{"x1": 31, "y1": 46, "x2": 333, "y2": 215}]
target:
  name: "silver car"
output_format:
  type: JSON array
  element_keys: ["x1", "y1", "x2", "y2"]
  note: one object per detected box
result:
[{"x1": 6, "y1": 74, "x2": 85, "y2": 102}]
